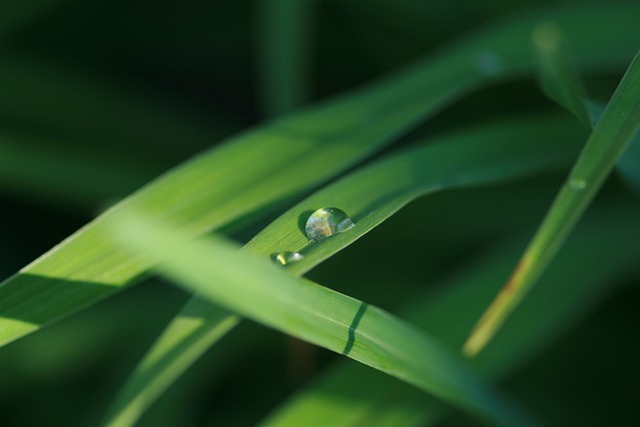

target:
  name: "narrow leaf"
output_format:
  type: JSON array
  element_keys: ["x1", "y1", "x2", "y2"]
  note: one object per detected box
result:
[
  {"x1": 261, "y1": 206, "x2": 640, "y2": 427},
  {"x1": 102, "y1": 112, "x2": 586, "y2": 427},
  {"x1": 463, "y1": 50, "x2": 640, "y2": 356},
  {"x1": 108, "y1": 212, "x2": 538, "y2": 427}
]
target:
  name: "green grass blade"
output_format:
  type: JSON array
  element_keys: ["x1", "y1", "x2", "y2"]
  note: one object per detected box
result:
[
  {"x1": 532, "y1": 23, "x2": 590, "y2": 128},
  {"x1": 2, "y1": 1, "x2": 634, "y2": 349},
  {"x1": 463, "y1": 50, "x2": 640, "y2": 356},
  {"x1": 260, "y1": 206, "x2": 640, "y2": 427},
  {"x1": 107, "y1": 211, "x2": 538, "y2": 427},
  {"x1": 256, "y1": 0, "x2": 316, "y2": 117},
  {"x1": 101, "y1": 112, "x2": 585, "y2": 427}
]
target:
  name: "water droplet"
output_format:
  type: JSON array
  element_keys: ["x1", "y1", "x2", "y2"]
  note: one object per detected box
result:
[
  {"x1": 305, "y1": 207, "x2": 355, "y2": 242},
  {"x1": 273, "y1": 251, "x2": 304, "y2": 266},
  {"x1": 474, "y1": 51, "x2": 504, "y2": 75},
  {"x1": 569, "y1": 178, "x2": 587, "y2": 190}
]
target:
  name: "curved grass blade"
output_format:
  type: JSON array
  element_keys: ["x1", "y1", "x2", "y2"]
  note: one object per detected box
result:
[
  {"x1": 260, "y1": 206, "x2": 640, "y2": 427},
  {"x1": 532, "y1": 22, "x2": 590, "y2": 128},
  {"x1": 107, "y1": 212, "x2": 539, "y2": 427},
  {"x1": 101, "y1": 112, "x2": 586, "y2": 427},
  {"x1": 463, "y1": 50, "x2": 640, "y2": 356},
  {"x1": 1, "y1": 0, "x2": 637, "y2": 390}
]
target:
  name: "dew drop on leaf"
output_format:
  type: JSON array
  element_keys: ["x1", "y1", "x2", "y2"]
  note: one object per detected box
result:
[
  {"x1": 273, "y1": 251, "x2": 304, "y2": 266},
  {"x1": 304, "y1": 207, "x2": 355, "y2": 242}
]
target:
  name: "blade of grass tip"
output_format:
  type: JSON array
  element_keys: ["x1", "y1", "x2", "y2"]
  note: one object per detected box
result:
[
  {"x1": 463, "y1": 49, "x2": 640, "y2": 357},
  {"x1": 256, "y1": 0, "x2": 316, "y2": 117},
  {"x1": 107, "y1": 211, "x2": 539, "y2": 427},
  {"x1": 532, "y1": 22, "x2": 591, "y2": 128},
  {"x1": 101, "y1": 112, "x2": 586, "y2": 427}
]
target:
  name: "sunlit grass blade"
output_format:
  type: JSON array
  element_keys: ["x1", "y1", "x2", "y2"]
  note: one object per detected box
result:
[
  {"x1": 108, "y1": 211, "x2": 538, "y2": 427},
  {"x1": 532, "y1": 22, "x2": 590, "y2": 127},
  {"x1": 463, "y1": 50, "x2": 640, "y2": 356},
  {"x1": 260, "y1": 206, "x2": 640, "y2": 427},
  {"x1": 101, "y1": 112, "x2": 586, "y2": 426},
  {"x1": 0, "y1": 0, "x2": 637, "y2": 377},
  {"x1": 256, "y1": 0, "x2": 316, "y2": 117}
]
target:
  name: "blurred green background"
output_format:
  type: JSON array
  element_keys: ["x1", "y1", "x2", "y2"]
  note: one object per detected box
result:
[{"x1": 0, "y1": 1, "x2": 637, "y2": 426}]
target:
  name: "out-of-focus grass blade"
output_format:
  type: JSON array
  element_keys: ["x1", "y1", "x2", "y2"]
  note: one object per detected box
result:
[
  {"x1": 531, "y1": 23, "x2": 640, "y2": 196},
  {"x1": 256, "y1": 0, "x2": 316, "y2": 117},
  {"x1": 260, "y1": 206, "x2": 640, "y2": 427},
  {"x1": 2, "y1": 1, "x2": 635, "y2": 349},
  {"x1": 464, "y1": 50, "x2": 640, "y2": 356},
  {"x1": 102, "y1": 113, "x2": 585, "y2": 427},
  {"x1": 108, "y1": 212, "x2": 538, "y2": 427},
  {"x1": 532, "y1": 22, "x2": 590, "y2": 127},
  {"x1": 1, "y1": 3, "x2": 638, "y2": 211},
  {"x1": 0, "y1": 135, "x2": 157, "y2": 210}
]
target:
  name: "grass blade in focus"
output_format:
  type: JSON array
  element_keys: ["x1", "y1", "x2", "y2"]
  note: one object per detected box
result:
[
  {"x1": 108, "y1": 212, "x2": 538, "y2": 427},
  {"x1": 0, "y1": 0, "x2": 637, "y2": 398},
  {"x1": 463, "y1": 50, "x2": 640, "y2": 356},
  {"x1": 260, "y1": 206, "x2": 640, "y2": 427},
  {"x1": 101, "y1": 113, "x2": 586, "y2": 426}
]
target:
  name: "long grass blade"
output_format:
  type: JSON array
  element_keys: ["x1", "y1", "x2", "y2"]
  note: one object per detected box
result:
[
  {"x1": 107, "y1": 211, "x2": 538, "y2": 427},
  {"x1": 260, "y1": 206, "x2": 640, "y2": 427},
  {"x1": 463, "y1": 50, "x2": 640, "y2": 356},
  {"x1": 0, "y1": 0, "x2": 637, "y2": 401},
  {"x1": 101, "y1": 112, "x2": 586, "y2": 427}
]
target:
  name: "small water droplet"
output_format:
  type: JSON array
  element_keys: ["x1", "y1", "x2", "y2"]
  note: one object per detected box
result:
[
  {"x1": 474, "y1": 51, "x2": 504, "y2": 75},
  {"x1": 273, "y1": 251, "x2": 304, "y2": 266},
  {"x1": 569, "y1": 178, "x2": 587, "y2": 190},
  {"x1": 305, "y1": 207, "x2": 355, "y2": 242}
]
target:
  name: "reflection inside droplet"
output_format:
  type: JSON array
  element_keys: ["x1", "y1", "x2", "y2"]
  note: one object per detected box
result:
[{"x1": 304, "y1": 207, "x2": 355, "y2": 242}]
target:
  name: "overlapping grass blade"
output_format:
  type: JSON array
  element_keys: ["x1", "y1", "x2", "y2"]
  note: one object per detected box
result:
[
  {"x1": 463, "y1": 50, "x2": 640, "y2": 356},
  {"x1": 260, "y1": 205, "x2": 640, "y2": 427},
  {"x1": 97, "y1": 5, "x2": 640, "y2": 421},
  {"x1": 101, "y1": 113, "x2": 585, "y2": 426},
  {"x1": 107, "y1": 211, "x2": 538, "y2": 427},
  {"x1": 2, "y1": 2, "x2": 635, "y2": 350}
]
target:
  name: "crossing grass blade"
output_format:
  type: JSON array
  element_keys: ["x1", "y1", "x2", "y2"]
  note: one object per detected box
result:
[
  {"x1": 259, "y1": 205, "x2": 640, "y2": 427},
  {"x1": 101, "y1": 112, "x2": 586, "y2": 427},
  {"x1": 0, "y1": 0, "x2": 637, "y2": 415},
  {"x1": 107, "y1": 211, "x2": 539, "y2": 427},
  {"x1": 463, "y1": 50, "x2": 640, "y2": 356},
  {"x1": 531, "y1": 23, "x2": 640, "y2": 195}
]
